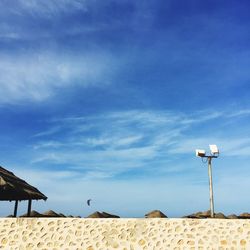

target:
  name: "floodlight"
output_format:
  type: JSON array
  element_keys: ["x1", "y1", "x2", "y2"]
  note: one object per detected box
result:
[
  {"x1": 196, "y1": 149, "x2": 206, "y2": 157},
  {"x1": 209, "y1": 144, "x2": 219, "y2": 155},
  {"x1": 195, "y1": 144, "x2": 220, "y2": 218}
]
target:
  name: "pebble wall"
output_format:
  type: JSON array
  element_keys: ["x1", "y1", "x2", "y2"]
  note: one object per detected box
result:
[{"x1": 0, "y1": 218, "x2": 249, "y2": 249}]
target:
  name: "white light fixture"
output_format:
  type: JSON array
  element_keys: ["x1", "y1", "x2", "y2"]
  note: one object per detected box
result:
[
  {"x1": 195, "y1": 144, "x2": 220, "y2": 218},
  {"x1": 196, "y1": 149, "x2": 206, "y2": 157},
  {"x1": 209, "y1": 144, "x2": 219, "y2": 155}
]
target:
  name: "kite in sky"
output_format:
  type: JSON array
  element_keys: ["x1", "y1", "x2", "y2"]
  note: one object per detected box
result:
[{"x1": 87, "y1": 199, "x2": 91, "y2": 206}]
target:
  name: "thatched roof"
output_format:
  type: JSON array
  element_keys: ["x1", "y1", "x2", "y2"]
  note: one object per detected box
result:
[
  {"x1": 43, "y1": 210, "x2": 60, "y2": 217},
  {"x1": 87, "y1": 211, "x2": 106, "y2": 218},
  {"x1": 86, "y1": 211, "x2": 120, "y2": 218},
  {"x1": 20, "y1": 210, "x2": 44, "y2": 217},
  {"x1": 0, "y1": 166, "x2": 47, "y2": 201},
  {"x1": 145, "y1": 210, "x2": 167, "y2": 218}
]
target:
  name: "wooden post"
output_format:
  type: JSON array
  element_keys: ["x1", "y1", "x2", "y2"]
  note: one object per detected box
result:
[
  {"x1": 27, "y1": 199, "x2": 32, "y2": 217},
  {"x1": 14, "y1": 200, "x2": 18, "y2": 217},
  {"x1": 208, "y1": 157, "x2": 215, "y2": 218}
]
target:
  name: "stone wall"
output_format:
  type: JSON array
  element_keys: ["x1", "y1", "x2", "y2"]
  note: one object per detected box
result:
[{"x1": 0, "y1": 218, "x2": 249, "y2": 249}]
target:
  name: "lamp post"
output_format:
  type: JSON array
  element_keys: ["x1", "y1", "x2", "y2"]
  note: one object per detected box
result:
[{"x1": 196, "y1": 145, "x2": 219, "y2": 218}]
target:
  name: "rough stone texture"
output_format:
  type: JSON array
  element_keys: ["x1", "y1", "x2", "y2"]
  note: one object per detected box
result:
[{"x1": 0, "y1": 218, "x2": 250, "y2": 249}]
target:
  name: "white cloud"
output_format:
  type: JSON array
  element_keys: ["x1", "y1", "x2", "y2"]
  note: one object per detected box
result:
[
  {"x1": 29, "y1": 110, "x2": 226, "y2": 178},
  {"x1": 0, "y1": 52, "x2": 115, "y2": 104},
  {"x1": 33, "y1": 126, "x2": 62, "y2": 138},
  {"x1": 84, "y1": 135, "x2": 143, "y2": 148},
  {"x1": 227, "y1": 109, "x2": 250, "y2": 118},
  {"x1": 17, "y1": 0, "x2": 88, "y2": 17},
  {"x1": 181, "y1": 111, "x2": 223, "y2": 125}
]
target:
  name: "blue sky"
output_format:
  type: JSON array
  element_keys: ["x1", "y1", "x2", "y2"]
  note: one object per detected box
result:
[{"x1": 1, "y1": 0, "x2": 250, "y2": 217}]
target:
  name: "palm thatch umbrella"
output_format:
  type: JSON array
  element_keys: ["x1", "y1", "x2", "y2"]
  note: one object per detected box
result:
[
  {"x1": 42, "y1": 210, "x2": 60, "y2": 217},
  {"x1": 86, "y1": 211, "x2": 120, "y2": 218},
  {"x1": 19, "y1": 210, "x2": 44, "y2": 217},
  {"x1": 0, "y1": 166, "x2": 47, "y2": 217}
]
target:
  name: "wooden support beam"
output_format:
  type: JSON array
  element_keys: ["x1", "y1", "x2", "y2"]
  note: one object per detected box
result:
[
  {"x1": 14, "y1": 200, "x2": 18, "y2": 217},
  {"x1": 27, "y1": 199, "x2": 32, "y2": 217}
]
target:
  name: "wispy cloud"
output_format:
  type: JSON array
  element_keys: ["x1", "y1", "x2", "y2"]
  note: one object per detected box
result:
[
  {"x1": 226, "y1": 109, "x2": 250, "y2": 118},
  {"x1": 28, "y1": 109, "x2": 250, "y2": 180},
  {"x1": 2, "y1": 0, "x2": 88, "y2": 17},
  {"x1": 29, "y1": 110, "x2": 223, "y2": 177},
  {"x1": 0, "y1": 0, "x2": 153, "y2": 40},
  {"x1": 0, "y1": 51, "x2": 116, "y2": 104},
  {"x1": 33, "y1": 127, "x2": 62, "y2": 138}
]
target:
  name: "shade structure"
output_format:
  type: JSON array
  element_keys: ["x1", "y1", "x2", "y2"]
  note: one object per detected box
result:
[
  {"x1": 0, "y1": 166, "x2": 47, "y2": 217},
  {"x1": 0, "y1": 166, "x2": 47, "y2": 201}
]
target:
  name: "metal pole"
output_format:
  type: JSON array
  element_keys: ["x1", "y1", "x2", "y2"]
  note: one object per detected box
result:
[
  {"x1": 27, "y1": 200, "x2": 32, "y2": 217},
  {"x1": 14, "y1": 200, "x2": 18, "y2": 217},
  {"x1": 208, "y1": 157, "x2": 215, "y2": 218}
]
